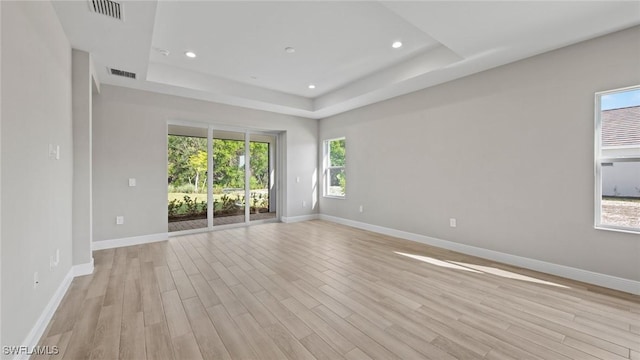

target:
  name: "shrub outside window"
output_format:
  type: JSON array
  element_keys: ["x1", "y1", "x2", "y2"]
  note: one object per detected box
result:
[{"x1": 324, "y1": 138, "x2": 346, "y2": 198}]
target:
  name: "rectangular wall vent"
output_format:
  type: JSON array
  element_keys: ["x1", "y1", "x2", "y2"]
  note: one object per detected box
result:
[
  {"x1": 89, "y1": 0, "x2": 123, "y2": 20},
  {"x1": 108, "y1": 68, "x2": 136, "y2": 79}
]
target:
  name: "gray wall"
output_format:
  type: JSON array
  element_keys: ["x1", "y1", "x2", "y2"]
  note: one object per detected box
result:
[
  {"x1": 319, "y1": 26, "x2": 640, "y2": 282},
  {"x1": 72, "y1": 50, "x2": 93, "y2": 265},
  {"x1": 0, "y1": 0, "x2": 3, "y2": 348},
  {"x1": 1, "y1": 1, "x2": 73, "y2": 348},
  {"x1": 92, "y1": 85, "x2": 318, "y2": 242}
]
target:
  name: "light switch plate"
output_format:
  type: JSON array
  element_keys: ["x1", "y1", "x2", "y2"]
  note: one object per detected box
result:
[
  {"x1": 129, "y1": 178, "x2": 136, "y2": 187},
  {"x1": 48, "y1": 144, "x2": 60, "y2": 160}
]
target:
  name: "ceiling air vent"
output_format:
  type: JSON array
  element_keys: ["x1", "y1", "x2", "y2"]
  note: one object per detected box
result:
[
  {"x1": 108, "y1": 68, "x2": 136, "y2": 79},
  {"x1": 89, "y1": 0, "x2": 123, "y2": 20}
]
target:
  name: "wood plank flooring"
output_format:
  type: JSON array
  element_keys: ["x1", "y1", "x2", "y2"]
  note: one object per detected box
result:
[{"x1": 35, "y1": 220, "x2": 640, "y2": 359}]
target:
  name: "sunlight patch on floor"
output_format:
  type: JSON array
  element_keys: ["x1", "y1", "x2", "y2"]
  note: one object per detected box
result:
[
  {"x1": 395, "y1": 251, "x2": 569, "y2": 288},
  {"x1": 449, "y1": 261, "x2": 569, "y2": 288},
  {"x1": 394, "y1": 252, "x2": 482, "y2": 273}
]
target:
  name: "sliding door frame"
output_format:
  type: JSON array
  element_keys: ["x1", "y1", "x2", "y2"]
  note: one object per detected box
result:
[{"x1": 167, "y1": 119, "x2": 281, "y2": 236}]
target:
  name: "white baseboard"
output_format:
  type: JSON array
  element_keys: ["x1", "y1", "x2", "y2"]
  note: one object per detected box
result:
[
  {"x1": 319, "y1": 214, "x2": 640, "y2": 295},
  {"x1": 15, "y1": 258, "x2": 95, "y2": 360},
  {"x1": 92, "y1": 232, "x2": 168, "y2": 251},
  {"x1": 72, "y1": 258, "x2": 94, "y2": 277},
  {"x1": 281, "y1": 214, "x2": 319, "y2": 223}
]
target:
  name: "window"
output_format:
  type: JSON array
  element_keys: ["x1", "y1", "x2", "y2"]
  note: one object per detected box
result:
[
  {"x1": 324, "y1": 137, "x2": 346, "y2": 197},
  {"x1": 595, "y1": 86, "x2": 640, "y2": 233}
]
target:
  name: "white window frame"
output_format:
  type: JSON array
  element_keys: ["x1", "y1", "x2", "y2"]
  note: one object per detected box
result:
[
  {"x1": 323, "y1": 137, "x2": 346, "y2": 199},
  {"x1": 594, "y1": 85, "x2": 640, "y2": 234}
]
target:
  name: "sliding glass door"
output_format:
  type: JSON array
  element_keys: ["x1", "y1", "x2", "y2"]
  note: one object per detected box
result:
[
  {"x1": 167, "y1": 125, "x2": 209, "y2": 232},
  {"x1": 249, "y1": 133, "x2": 277, "y2": 222},
  {"x1": 212, "y1": 130, "x2": 246, "y2": 226},
  {"x1": 168, "y1": 124, "x2": 278, "y2": 233}
]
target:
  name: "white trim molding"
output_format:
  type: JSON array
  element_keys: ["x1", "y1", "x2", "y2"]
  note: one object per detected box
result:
[
  {"x1": 281, "y1": 214, "x2": 319, "y2": 223},
  {"x1": 15, "y1": 259, "x2": 94, "y2": 360},
  {"x1": 13, "y1": 258, "x2": 93, "y2": 360},
  {"x1": 72, "y1": 258, "x2": 94, "y2": 277},
  {"x1": 92, "y1": 232, "x2": 168, "y2": 251},
  {"x1": 319, "y1": 214, "x2": 640, "y2": 295},
  {"x1": 15, "y1": 271, "x2": 73, "y2": 360}
]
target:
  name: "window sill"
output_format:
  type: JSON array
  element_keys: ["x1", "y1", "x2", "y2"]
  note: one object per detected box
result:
[
  {"x1": 324, "y1": 195, "x2": 346, "y2": 200},
  {"x1": 595, "y1": 226, "x2": 640, "y2": 235}
]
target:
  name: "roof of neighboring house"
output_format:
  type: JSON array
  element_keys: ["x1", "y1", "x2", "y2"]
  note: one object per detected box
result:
[{"x1": 602, "y1": 105, "x2": 640, "y2": 147}]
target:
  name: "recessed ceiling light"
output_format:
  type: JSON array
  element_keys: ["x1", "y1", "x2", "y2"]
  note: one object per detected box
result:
[
  {"x1": 308, "y1": 84, "x2": 316, "y2": 89},
  {"x1": 392, "y1": 41, "x2": 403, "y2": 49},
  {"x1": 285, "y1": 47, "x2": 296, "y2": 54},
  {"x1": 185, "y1": 51, "x2": 197, "y2": 58}
]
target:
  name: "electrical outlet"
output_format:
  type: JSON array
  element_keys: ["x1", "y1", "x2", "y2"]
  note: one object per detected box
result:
[
  {"x1": 296, "y1": 176, "x2": 300, "y2": 183},
  {"x1": 449, "y1": 218, "x2": 457, "y2": 228},
  {"x1": 116, "y1": 216, "x2": 124, "y2": 225},
  {"x1": 128, "y1": 178, "x2": 136, "y2": 187},
  {"x1": 302, "y1": 200, "x2": 307, "y2": 208},
  {"x1": 359, "y1": 205, "x2": 364, "y2": 213}
]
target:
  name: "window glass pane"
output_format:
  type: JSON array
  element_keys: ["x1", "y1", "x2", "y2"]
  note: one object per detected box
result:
[
  {"x1": 249, "y1": 134, "x2": 277, "y2": 222},
  {"x1": 167, "y1": 126, "x2": 209, "y2": 233},
  {"x1": 328, "y1": 168, "x2": 346, "y2": 197},
  {"x1": 329, "y1": 139, "x2": 346, "y2": 167},
  {"x1": 600, "y1": 161, "x2": 640, "y2": 229},
  {"x1": 212, "y1": 131, "x2": 245, "y2": 226},
  {"x1": 600, "y1": 93, "x2": 640, "y2": 158}
]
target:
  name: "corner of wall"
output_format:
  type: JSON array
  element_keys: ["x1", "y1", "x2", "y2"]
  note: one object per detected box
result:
[
  {"x1": 71, "y1": 49, "x2": 93, "y2": 267},
  {"x1": 14, "y1": 259, "x2": 94, "y2": 360},
  {"x1": 278, "y1": 131, "x2": 288, "y2": 219},
  {"x1": 72, "y1": 258, "x2": 94, "y2": 277},
  {"x1": 89, "y1": 53, "x2": 100, "y2": 94}
]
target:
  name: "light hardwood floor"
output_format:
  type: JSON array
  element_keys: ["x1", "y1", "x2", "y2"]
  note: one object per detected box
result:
[{"x1": 34, "y1": 220, "x2": 640, "y2": 359}]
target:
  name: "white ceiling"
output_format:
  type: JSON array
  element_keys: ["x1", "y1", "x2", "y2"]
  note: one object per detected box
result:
[{"x1": 52, "y1": 1, "x2": 640, "y2": 119}]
